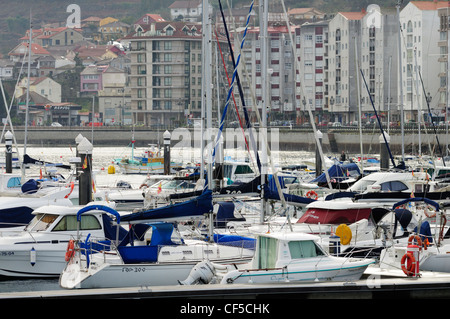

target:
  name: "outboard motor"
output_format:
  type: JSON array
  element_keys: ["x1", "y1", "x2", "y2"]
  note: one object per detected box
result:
[{"x1": 178, "y1": 261, "x2": 217, "y2": 285}]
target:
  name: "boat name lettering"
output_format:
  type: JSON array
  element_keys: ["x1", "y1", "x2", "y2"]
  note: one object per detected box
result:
[
  {"x1": 0, "y1": 251, "x2": 14, "y2": 257},
  {"x1": 121, "y1": 267, "x2": 146, "y2": 273}
]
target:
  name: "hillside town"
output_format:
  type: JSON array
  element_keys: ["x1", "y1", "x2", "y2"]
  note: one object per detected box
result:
[{"x1": 0, "y1": 1, "x2": 448, "y2": 130}]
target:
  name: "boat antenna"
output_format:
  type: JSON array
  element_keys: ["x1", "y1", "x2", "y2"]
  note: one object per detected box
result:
[
  {"x1": 418, "y1": 71, "x2": 446, "y2": 167},
  {"x1": 360, "y1": 69, "x2": 397, "y2": 169}
]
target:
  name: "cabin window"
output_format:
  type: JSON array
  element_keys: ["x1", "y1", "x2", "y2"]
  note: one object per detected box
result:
[
  {"x1": 6, "y1": 177, "x2": 21, "y2": 188},
  {"x1": 25, "y1": 214, "x2": 59, "y2": 231},
  {"x1": 52, "y1": 215, "x2": 101, "y2": 231},
  {"x1": 257, "y1": 236, "x2": 277, "y2": 269},
  {"x1": 380, "y1": 181, "x2": 408, "y2": 192},
  {"x1": 235, "y1": 165, "x2": 254, "y2": 174},
  {"x1": 288, "y1": 240, "x2": 325, "y2": 259}
]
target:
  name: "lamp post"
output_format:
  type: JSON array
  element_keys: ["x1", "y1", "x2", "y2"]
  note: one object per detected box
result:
[
  {"x1": 330, "y1": 96, "x2": 335, "y2": 122},
  {"x1": 426, "y1": 92, "x2": 432, "y2": 123},
  {"x1": 302, "y1": 98, "x2": 306, "y2": 124}
]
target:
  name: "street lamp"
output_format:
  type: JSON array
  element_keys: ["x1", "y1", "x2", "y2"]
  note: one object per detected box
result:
[
  {"x1": 330, "y1": 96, "x2": 334, "y2": 122},
  {"x1": 302, "y1": 98, "x2": 306, "y2": 124},
  {"x1": 426, "y1": 92, "x2": 432, "y2": 123}
]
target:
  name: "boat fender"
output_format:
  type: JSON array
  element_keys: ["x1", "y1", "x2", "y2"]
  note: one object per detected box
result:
[
  {"x1": 108, "y1": 165, "x2": 116, "y2": 174},
  {"x1": 178, "y1": 261, "x2": 216, "y2": 285},
  {"x1": 408, "y1": 235, "x2": 422, "y2": 251},
  {"x1": 30, "y1": 247, "x2": 36, "y2": 266},
  {"x1": 64, "y1": 182, "x2": 75, "y2": 199},
  {"x1": 305, "y1": 190, "x2": 318, "y2": 200},
  {"x1": 65, "y1": 240, "x2": 75, "y2": 262},
  {"x1": 335, "y1": 224, "x2": 352, "y2": 245}
]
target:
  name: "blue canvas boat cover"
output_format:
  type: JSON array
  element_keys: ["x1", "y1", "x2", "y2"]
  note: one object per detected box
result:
[
  {"x1": 311, "y1": 163, "x2": 361, "y2": 184},
  {"x1": 121, "y1": 190, "x2": 213, "y2": 223}
]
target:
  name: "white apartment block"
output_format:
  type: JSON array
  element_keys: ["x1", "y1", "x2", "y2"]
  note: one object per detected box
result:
[
  {"x1": 326, "y1": 12, "x2": 364, "y2": 123},
  {"x1": 437, "y1": 4, "x2": 450, "y2": 118},
  {"x1": 359, "y1": 8, "x2": 399, "y2": 123},
  {"x1": 296, "y1": 21, "x2": 328, "y2": 124},
  {"x1": 240, "y1": 25, "x2": 297, "y2": 122},
  {"x1": 399, "y1": 1, "x2": 442, "y2": 122}
]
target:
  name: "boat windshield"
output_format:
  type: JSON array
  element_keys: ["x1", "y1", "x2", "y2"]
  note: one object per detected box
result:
[
  {"x1": 24, "y1": 214, "x2": 58, "y2": 232},
  {"x1": 348, "y1": 179, "x2": 376, "y2": 193},
  {"x1": 288, "y1": 240, "x2": 325, "y2": 259}
]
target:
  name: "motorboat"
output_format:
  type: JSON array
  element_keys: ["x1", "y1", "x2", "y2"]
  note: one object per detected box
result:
[
  {"x1": 348, "y1": 171, "x2": 450, "y2": 203},
  {"x1": 59, "y1": 191, "x2": 256, "y2": 289},
  {"x1": 0, "y1": 202, "x2": 125, "y2": 278},
  {"x1": 180, "y1": 231, "x2": 375, "y2": 285}
]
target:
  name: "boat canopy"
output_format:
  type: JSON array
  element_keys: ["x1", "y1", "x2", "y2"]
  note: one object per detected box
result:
[
  {"x1": 121, "y1": 190, "x2": 213, "y2": 223},
  {"x1": 118, "y1": 222, "x2": 178, "y2": 263},
  {"x1": 297, "y1": 207, "x2": 372, "y2": 224},
  {"x1": 392, "y1": 197, "x2": 440, "y2": 211},
  {"x1": 213, "y1": 202, "x2": 245, "y2": 228},
  {"x1": 311, "y1": 163, "x2": 361, "y2": 184}
]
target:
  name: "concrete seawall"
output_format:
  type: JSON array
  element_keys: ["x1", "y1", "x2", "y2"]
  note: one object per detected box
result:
[{"x1": 7, "y1": 127, "x2": 449, "y2": 156}]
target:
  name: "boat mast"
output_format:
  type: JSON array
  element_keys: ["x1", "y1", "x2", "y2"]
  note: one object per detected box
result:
[
  {"x1": 22, "y1": 11, "x2": 32, "y2": 178},
  {"x1": 260, "y1": 0, "x2": 268, "y2": 223},
  {"x1": 397, "y1": 0, "x2": 405, "y2": 162}
]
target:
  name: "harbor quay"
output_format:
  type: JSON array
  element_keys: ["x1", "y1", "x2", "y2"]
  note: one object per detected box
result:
[{"x1": 8, "y1": 126, "x2": 449, "y2": 156}]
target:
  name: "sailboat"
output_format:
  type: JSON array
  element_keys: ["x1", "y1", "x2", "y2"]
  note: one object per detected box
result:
[{"x1": 59, "y1": 191, "x2": 255, "y2": 289}]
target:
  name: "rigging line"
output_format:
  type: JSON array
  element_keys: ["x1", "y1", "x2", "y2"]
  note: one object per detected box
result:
[
  {"x1": 418, "y1": 69, "x2": 446, "y2": 167},
  {"x1": 360, "y1": 68, "x2": 397, "y2": 169},
  {"x1": 214, "y1": 0, "x2": 261, "y2": 172},
  {"x1": 214, "y1": 28, "x2": 254, "y2": 165},
  {"x1": 279, "y1": 0, "x2": 332, "y2": 189},
  {"x1": 223, "y1": 2, "x2": 290, "y2": 216}
]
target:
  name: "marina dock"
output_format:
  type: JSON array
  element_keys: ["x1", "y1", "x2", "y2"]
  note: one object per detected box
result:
[{"x1": 2, "y1": 275, "x2": 450, "y2": 300}]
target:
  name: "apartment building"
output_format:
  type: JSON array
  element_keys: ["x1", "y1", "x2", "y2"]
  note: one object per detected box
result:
[
  {"x1": 125, "y1": 21, "x2": 226, "y2": 127},
  {"x1": 359, "y1": 8, "x2": 399, "y2": 123},
  {"x1": 238, "y1": 24, "x2": 297, "y2": 123},
  {"x1": 437, "y1": 3, "x2": 450, "y2": 118},
  {"x1": 399, "y1": 1, "x2": 442, "y2": 122},
  {"x1": 326, "y1": 11, "x2": 364, "y2": 124},
  {"x1": 296, "y1": 21, "x2": 328, "y2": 124}
]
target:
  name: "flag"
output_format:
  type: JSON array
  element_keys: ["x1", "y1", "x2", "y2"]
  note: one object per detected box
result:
[
  {"x1": 92, "y1": 179, "x2": 96, "y2": 193},
  {"x1": 82, "y1": 157, "x2": 87, "y2": 169},
  {"x1": 157, "y1": 181, "x2": 162, "y2": 194},
  {"x1": 410, "y1": 191, "x2": 414, "y2": 198}
]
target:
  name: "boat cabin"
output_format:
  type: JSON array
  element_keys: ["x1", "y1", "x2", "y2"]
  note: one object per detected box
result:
[{"x1": 251, "y1": 232, "x2": 326, "y2": 269}]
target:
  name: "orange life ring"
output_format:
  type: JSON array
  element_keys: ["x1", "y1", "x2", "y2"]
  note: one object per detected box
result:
[
  {"x1": 401, "y1": 252, "x2": 417, "y2": 276},
  {"x1": 408, "y1": 235, "x2": 422, "y2": 251},
  {"x1": 305, "y1": 190, "x2": 318, "y2": 200},
  {"x1": 424, "y1": 205, "x2": 437, "y2": 218},
  {"x1": 65, "y1": 239, "x2": 75, "y2": 262}
]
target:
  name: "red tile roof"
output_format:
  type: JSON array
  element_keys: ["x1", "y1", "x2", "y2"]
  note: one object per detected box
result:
[
  {"x1": 411, "y1": 1, "x2": 449, "y2": 10},
  {"x1": 339, "y1": 12, "x2": 366, "y2": 20}
]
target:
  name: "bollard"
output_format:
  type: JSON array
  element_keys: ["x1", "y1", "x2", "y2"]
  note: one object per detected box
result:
[
  {"x1": 163, "y1": 130, "x2": 171, "y2": 175},
  {"x1": 4, "y1": 130, "x2": 13, "y2": 173},
  {"x1": 77, "y1": 137, "x2": 93, "y2": 205},
  {"x1": 315, "y1": 130, "x2": 323, "y2": 177},
  {"x1": 379, "y1": 132, "x2": 390, "y2": 171}
]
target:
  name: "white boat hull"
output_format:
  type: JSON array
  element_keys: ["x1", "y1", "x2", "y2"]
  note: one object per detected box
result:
[
  {"x1": 219, "y1": 257, "x2": 374, "y2": 284},
  {"x1": 61, "y1": 259, "x2": 197, "y2": 289},
  {"x1": 0, "y1": 245, "x2": 67, "y2": 278}
]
